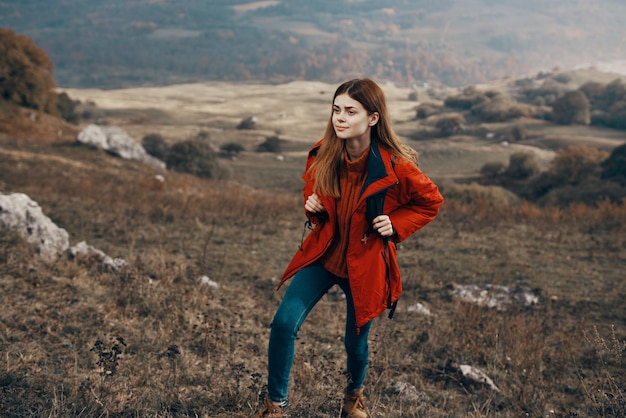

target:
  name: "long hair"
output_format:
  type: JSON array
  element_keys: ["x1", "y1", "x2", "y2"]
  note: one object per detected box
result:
[{"x1": 309, "y1": 78, "x2": 419, "y2": 198}]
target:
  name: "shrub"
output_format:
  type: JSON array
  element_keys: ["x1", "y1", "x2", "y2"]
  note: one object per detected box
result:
[
  {"x1": 504, "y1": 152, "x2": 540, "y2": 180},
  {"x1": 443, "y1": 86, "x2": 489, "y2": 109},
  {"x1": 601, "y1": 79, "x2": 626, "y2": 110},
  {"x1": 578, "y1": 81, "x2": 606, "y2": 108},
  {"x1": 590, "y1": 109, "x2": 614, "y2": 127},
  {"x1": 256, "y1": 136, "x2": 282, "y2": 153},
  {"x1": 523, "y1": 171, "x2": 555, "y2": 201},
  {"x1": 56, "y1": 92, "x2": 80, "y2": 124},
  {"x1": 480, "y1": 161, "x2": 506, "y2": 180},
  {"x1": 0, "y1": 28, "x2": 57, "y2": 113},
  {"x1": 601, "y1": 142, "x2": 626, "y2": 184},
  {"x1": 415, "y1": 102, "x2": 442, "y2": 119},
  {"x1": 552, "y1": 91, "x2": 590, "y2": 125},
  {"x1": 471, "y1": 97, "x2": 532, "y2": 122},
  {"x1": 531, "y1": 96, "x2": 546, "y2": 107},
  {"x1": 483, "y1": 90, "x2": 501, "y2": 99},
  {"x1": 444, "y1": 182, "x2": 520, "y2": 206},
  {"x1": 444, "y1": 95, "x2": 476, "y2": 110},
  {"x1": 408, "y1": 91, "x2": 419, "y2": 101},
  {"x1": 605, "y1": 101, "x2": 626, "y2": 130},
  {"x1": 196, "y1": 130, "x2": 210, "y2": 140},
  {"x1": 522, "y1": 146, "x2": 610, "y2": 202},
  {"x1": 522, "y1": 79, "x2": 567, "y2": 106},
  {"x1": 407, "y1": 126, "x2": 439, "y2": 141},
  {"x1": 510, "y1": 123, "x2": 527, "y2": 141},
  {"x1": 220, "y1": 142, "x2": 245, "y2": 157},
  {"x1": 166, "y1": 139, "x2": 226, "y2": 179},
  {"x1": 434, "y1": 113, "x2": 465, "y2": 136},
  {"x1": 142, "y1": 133, "x2": 169, "y2": 160},
  {"x1": 552, "y1": 73, "x2": 573, "y2": 84},
  {"x1": 514, "y1": 77, "x2": 534, "y2": 88},
  {"x1": 532, "y1": 105, "x2": 553, "y2": 120},
  {"x1": 549, "y1": 145, "x2": 608, "y2": 186},
  {"x1": 537, "y1": 181, "x2": 626, "y2": 207}
]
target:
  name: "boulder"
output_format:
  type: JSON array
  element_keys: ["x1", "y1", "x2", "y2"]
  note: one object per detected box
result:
[
  {"x1": 77, "y1": 124, "x2": 165, "y2": 169},
  {"x1": 0, "y1": 192, "x2": 69, "y2": 261},
  {"x1": 0, "y1": 193, "x2": 127, "y2": 269}
]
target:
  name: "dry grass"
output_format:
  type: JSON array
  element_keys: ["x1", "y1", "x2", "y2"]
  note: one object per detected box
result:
[
  {"x1": 2, "y1": 76, "x2": 625, "y2": 416},
  {"x1": 1, "y1": 128, "x2": 624, "y2": 417}
]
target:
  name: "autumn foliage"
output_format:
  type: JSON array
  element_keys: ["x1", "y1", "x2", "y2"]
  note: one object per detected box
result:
[{"x1": 0, "y1": 28, "x2": 57, "y2": 113}]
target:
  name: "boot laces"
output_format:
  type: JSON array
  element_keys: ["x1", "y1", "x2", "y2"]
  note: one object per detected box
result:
[
  {"x1": 344, "y1": 390, "x2": 368, "y2": 417},
  {"x1": 349, "y1": 393, "x2": 366, "y2": 413}
]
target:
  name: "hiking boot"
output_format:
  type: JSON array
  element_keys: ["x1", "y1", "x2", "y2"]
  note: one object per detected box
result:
[
  {"x1": 256, "y1": 395, "x2": 286, "y2": 417},
  {"x1": 341, "y1": 387, "x2": 370, "y2": 418}
]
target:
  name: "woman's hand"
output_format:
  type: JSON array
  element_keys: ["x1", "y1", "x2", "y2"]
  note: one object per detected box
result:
[
  {"x1": 305, "y1": 193, "x2": 326, "y2": 213},
  {"x1": 373, "y1": 215, "x2": 394, "y2": 237}
]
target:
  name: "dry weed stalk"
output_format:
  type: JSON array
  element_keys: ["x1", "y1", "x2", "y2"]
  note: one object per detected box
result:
[{"x1": 579, "y1": 325, "x2": 626, "y2": 416}]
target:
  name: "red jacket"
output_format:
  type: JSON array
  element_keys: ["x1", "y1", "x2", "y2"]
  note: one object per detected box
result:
[{"x1": 279, "y1": 140, "x2": 444, "y2": 328}]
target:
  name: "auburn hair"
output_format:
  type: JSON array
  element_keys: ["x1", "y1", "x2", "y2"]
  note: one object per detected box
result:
[{"x1": 309, "y1": 78, "x2": 419, "y2": 198}]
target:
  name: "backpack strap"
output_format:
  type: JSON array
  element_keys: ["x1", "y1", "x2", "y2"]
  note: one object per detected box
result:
[{"x1": 365, "y1": 189, "x2": 398, "y2": 319}]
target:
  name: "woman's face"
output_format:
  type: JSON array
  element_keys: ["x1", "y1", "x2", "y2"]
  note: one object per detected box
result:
[{"x1": 332, "y1": 93, "x2": 378, "y2": 141}]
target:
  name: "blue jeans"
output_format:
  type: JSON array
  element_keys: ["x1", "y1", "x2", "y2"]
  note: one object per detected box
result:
[{"x1": 267, "y1": 262, "x2": 373, "y2": 403}]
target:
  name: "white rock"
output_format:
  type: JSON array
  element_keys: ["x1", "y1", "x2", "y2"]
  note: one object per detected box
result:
[
  {"x1": 77, "y1": 124, "x2": 108, "y2": 149},
  {"x1": 68, "y1": 240, "x2": 107, "y2": 260},
  {"x1": 100, "y1": 256, "x2": 127, "y2": 272},
  {"x1": 387, "y1": 381, "x2": 429, "y2": 402},
  {"x1": 199, "y1": 275, "x2": 219, "y2": 289},
  {"x1": 0, "y1": 193, "x2": 69, "y2": 261},
  {"x1": 68, "y1": 240, "x2": 127, "y2": 272},
  {"x1": 459, "y1": 364, "x2": 500, "y2": 392},
  {"x1": 77, "y1": 124, "x2": 165, "y2": 169},
  {"x1": 407, "y1": 302, "x2": 433, "y2": 316}
]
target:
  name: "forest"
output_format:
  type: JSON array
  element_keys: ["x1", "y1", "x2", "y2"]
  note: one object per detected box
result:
[{"x1": 1, "y1": 0, "x2": 625, "y2": 88}]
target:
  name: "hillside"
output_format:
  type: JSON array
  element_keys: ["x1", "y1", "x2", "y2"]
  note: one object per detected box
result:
[
  {"x1": 1, "y1": 72, "x2": 625, "y2": 416},
  {"x1": 1, "y1": 0, "x2": 625, "y2": 88}
]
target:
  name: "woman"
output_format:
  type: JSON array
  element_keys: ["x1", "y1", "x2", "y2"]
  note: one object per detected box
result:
[{"x1": 257, "y1": 78, "x2": 444, "y2": 417}]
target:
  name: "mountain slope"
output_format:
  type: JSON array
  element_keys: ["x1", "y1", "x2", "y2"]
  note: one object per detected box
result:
[{"x1": 1, "y1": 0, "x2": 625, "y2": 88}]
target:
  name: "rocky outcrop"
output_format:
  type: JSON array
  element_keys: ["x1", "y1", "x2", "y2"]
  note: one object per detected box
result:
[
  {"x1": 77, "y1": 124, "x2": 165, "y2": 169},
  {"x1": 0, "y1": 192, "x2": 69, "y2": 261},
  {"x1": 1, "y1": 192, "x2": 126, "y2": 271}
]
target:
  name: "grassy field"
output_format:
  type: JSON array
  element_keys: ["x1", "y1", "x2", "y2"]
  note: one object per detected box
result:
[{"x1": 0, "y1": 78, "x2": 625, "y2": 417}]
